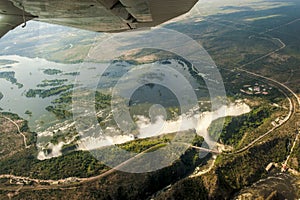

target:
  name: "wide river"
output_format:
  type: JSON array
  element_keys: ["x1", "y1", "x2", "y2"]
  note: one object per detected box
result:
[
  {"x1": 0, "y1": 55, "x2": 251, "y2": 160},
  {"x1": 0, "y1": 55, "x2": 104, "y2": 132}
]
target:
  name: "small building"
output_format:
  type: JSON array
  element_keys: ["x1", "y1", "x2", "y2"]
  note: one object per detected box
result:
[
  {"x1": 281, "y1": 164, "x2": 288, "y2": 172},
  {"x1": 254, "y1": 86, "x2": 260, "y2": 92}
]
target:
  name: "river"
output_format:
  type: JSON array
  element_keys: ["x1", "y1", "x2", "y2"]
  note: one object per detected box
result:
[{"x1": 0, "y1": 55, "x2": 250, "y2": 160}]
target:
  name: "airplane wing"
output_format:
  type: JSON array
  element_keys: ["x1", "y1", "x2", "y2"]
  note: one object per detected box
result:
[
  {"x1": 0, "y1": 1, "x2": 34, "y2": 38},
  {"x1": 0, "y1": 0, "x2": 198, "y2": 38}
]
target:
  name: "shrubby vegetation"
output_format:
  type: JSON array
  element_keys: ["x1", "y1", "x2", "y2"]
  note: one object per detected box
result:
[
  {"x1": 5, "y1": 112, "x2": 37, "y2": 146},
  {"x1": 0, "y1": 59, "x2": 18, "y2": 65},
  {"x1": 51, "y1": 91, "x2": 72, "y2": 104},
  {"x1": 215, "y1": 135, "x2": 291, "y2": 193},
  {"x1": 117, "y1": 134, "x2": 173, "y2": 153},
  {"x1": 26, "y1": 84, "x2": 74, "y2": 98},
  {"x1": 290, "y1": 130, "x2": 300, "y2": 171},
  {"x1": 0, "y1": 147, "x2": 108, "y2": 180},
  {"x1": 44, "y1": 91, "x2": 73, "y2": 119},
  {"x1": 49, "y1": 127, "x2": 78, "y2": 145},
  {"x1": 46, "y1": 105, "x2": 72, "y2": 119},
  {"x1": 44, "y1": 90, "x2": 112, "y2": 120},
  {"x1": 43, "y1": 69, "x2": 63, "y2": 75},
  {"x1": 64, "y1": 72, "x2": 80, "y2": 76},
  {"x1": 32, "y1": 151, "x2": 108, "y2": 180},
  {"x1": 1, "y1": 112, "x2": 23, "y2": 121},
  {"x1": 0, "y1": 144, "x2": 210, "y2": 199},
  {"x1": 25, "y1": 110, "x2": 32, "y2": 116},
  {"x1": 37, "y1": 79, "x2": 68, "y2": 87},
  {"x1": 156, "y1": 176, "x2": 209, "y2": 200},
  {"x1": 95, "y1": 91, "x2": 111, "y2": 110},
  {"x1": 158, "y1": 134, "x2": 291, "y2": 200},
  {"x1": 0, "y1": 71, "x2": 23, "y2": 88},
  {"x1": 192, "y1": 134, "x2": 205, "y2": 147},
  {"x1": 209, "y1": 105, "x2": 273, "y2": 146},
  {"x1": 0, "y1": 129, "x2": 205, "y2": 181}
]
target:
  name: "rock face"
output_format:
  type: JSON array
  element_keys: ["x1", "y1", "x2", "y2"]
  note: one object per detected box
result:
[
  {"x1": 233, "y1": 173, "x2": 298, "y2": 200},
  {"x1": 0, "y1": 92, "x2": 3, "y2": 100}
]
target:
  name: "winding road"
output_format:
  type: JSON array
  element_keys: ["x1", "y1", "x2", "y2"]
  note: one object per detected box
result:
[
  {"x1": 229, "y1": 67, "x2": 298, "y2": 154},
  {"x1": 225, "y1": 34, "x2": 299, "y2": 154},
  {"x1": 0, "y1": 144, "x2": 164, "y2": 186},
  {"x1": 0, "y1": 116, "x2": 29, "y2": 149},
  {"x1": 191, "y1": 24, "x2": 299, "y2": 176},
  {"x1": 1, "y1": 18, "x2": 299, "y2": 197},
  {"x1": 219, "y1": 27, "x2": 299, "y2": 155},
  {"x1": 0, "y1": 141, "x2": 219, "y2": 188},
  {"x1": 240, "y1": 36, "x2": 286, "y2": 69}
]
